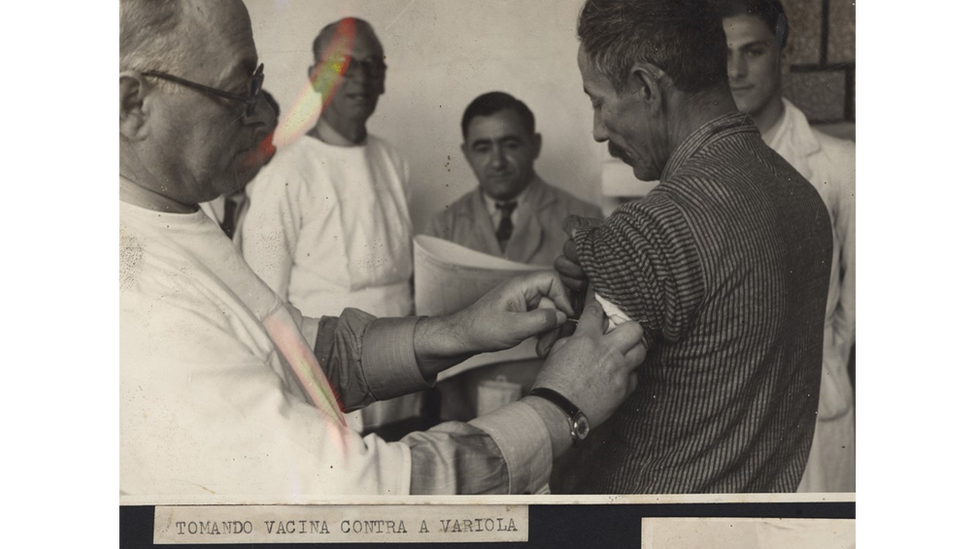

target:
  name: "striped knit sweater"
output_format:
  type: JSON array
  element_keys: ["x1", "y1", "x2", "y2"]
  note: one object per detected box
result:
[{"x1": 575, "y1": 113, "x2": 832, "y2": 493}]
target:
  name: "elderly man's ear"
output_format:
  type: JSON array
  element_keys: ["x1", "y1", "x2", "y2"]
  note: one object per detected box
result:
[
  {"x1": 631, "y1": 62, "x2": 667, "y2": 115},
  {"x1": 120, "y1": 71, "x2": 151, "y2": 140}
]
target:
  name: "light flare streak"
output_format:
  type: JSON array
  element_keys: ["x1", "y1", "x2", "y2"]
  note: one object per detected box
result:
[
  {"x1": 264, "y1": 305, "x2": 350, "y2": 456},
  {"x1": 271, "y1": 18, "x2": 359, "y2": 148}
]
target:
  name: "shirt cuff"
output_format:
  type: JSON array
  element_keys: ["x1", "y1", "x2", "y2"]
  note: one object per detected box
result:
[
  {"x1": 469, "y1": 401, "x2": 552, "y2": 494},
  {"x1": 362, "y1": 316, "x2": 432, "y2": 400}
]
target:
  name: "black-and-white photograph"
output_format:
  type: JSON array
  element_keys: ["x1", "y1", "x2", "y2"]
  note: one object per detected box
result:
[{"x1": 118, "y1": 0, "x2": 855, "y2": 516}]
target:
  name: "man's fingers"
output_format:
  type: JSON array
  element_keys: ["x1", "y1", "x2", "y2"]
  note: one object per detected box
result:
[
  {"x1": 605, "y1": 320, "x2": 645, "y2": 355},
  {"x1": 621, "y1": 338, "x2": 647, "y2": 369},
  {"x1": 627, "y1": 372, "x2": 639, "y2": 395},
  {"x1": 514, "y1": 271, "x2": 573, "y2": 317},
  {"x1": 554, "y1": 254, "x2": 585, "y2": 278},
  {"x1": 561, "y1": 238, "x2": 580, "y2": 263},
  {"x1": 555, "y1": 238, "x2": 588, "y2": 295},
  {"x1": 553, "y1": 256, "x2": 587, "y2": 292},
  {"x1": 574, "y1": 303, "x2": 607, "y2": 335},
  {"x1": 539, "y1": 318, "x2": 580, "y2": 356},
  {"x1": 562, "y1": 214, "x2": 583, "y2": 238},
  {"x1": 508, "y1": 308, "x2": 567, "y2": 341},
  {"x1": 536, "y1": 328, "x2": 561, "y2": 357},
  {"x1": 550, "y1": 336, "x2": 570, "y2": 356},
  {"x1": 562, "y1": 214, "x2": 603, "y2": 237}
]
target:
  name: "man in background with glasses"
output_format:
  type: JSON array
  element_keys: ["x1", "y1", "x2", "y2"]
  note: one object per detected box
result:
[{"x1": 242, "y1": 18, "x2": 421, "y2": 436}]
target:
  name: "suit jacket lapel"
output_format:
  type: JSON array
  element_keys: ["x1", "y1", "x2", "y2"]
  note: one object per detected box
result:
[{"x1": 505, "y1": 178, "x2": 552, "y2": 264}]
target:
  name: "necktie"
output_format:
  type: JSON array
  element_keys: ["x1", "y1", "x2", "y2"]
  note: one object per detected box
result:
[
  {"x1": 220, "y1": 197, "x2": 239, "y2": 239},
  {"x1": 495, "y1": 201, "x2": 517, "y2": 252}
]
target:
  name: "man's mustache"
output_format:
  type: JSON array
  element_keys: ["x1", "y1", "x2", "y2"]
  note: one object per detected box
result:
[{"x1": 608, "y1": 141, "x2": 628, "y2": 161}]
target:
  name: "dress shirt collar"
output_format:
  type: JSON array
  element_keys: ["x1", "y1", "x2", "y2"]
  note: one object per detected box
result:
[
  {"x1": 661, "y1": 112, "x2": 758, "y2": 181},
  {"x1": 481, "y1": 175, "x2": 538, "y2": 216}
]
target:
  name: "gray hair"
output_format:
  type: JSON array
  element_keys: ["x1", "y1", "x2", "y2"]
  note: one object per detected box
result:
[
  {"x1": 577, "y1": 0, "x2": 728, "y2": 94},
  {"x1": 120, "y1": 0, "x2": 192, "y2": 91}
]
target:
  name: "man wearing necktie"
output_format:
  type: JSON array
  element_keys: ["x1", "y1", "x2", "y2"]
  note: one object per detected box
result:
[
  {"x1": 495, "y1": 200, "x2": 517, "y2": 252},
  {"x1": 422, "y1": 92, "x2": 604, "y2": 424},
  {"x1": 424, "y1": 91, "x2": 602, "y2": 266}
]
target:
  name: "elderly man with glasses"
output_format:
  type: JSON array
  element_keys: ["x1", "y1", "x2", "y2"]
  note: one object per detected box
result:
[
  {"x1": 120, "y1": 0, "x2": 647, "y2": 499},
  {"x1": 241, "y1": 18, "x2": 421, "y2": 436}
]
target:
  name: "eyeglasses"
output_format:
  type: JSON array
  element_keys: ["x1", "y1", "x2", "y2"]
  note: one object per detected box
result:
[
  {"x1": 326, "y1": 55, "x2": 387, "y2": 78},
  {"x1": 142, "y1": 63, "x2": 265, "y2": 116}
]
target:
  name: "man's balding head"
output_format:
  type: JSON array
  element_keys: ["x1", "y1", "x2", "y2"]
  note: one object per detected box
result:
[
  {"x1": 312, "y1": 18, "x2": 383, "y2": 63},
  {"x1": 308, "y1": 18, "x2": 386, "y2": 144},
  {"x1": 120, "y1": 0, "x2": 274, "y2": 211}
]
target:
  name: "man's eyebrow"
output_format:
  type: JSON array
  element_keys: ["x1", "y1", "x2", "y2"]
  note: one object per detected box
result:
[
  {"x1": 470, "y1": 134, "x2": 524, "y2": 147},
  {"x1": 738, "y1": 39, "x2": 769, "y2": 49},
  {"x1": 353, "y1": 54, "x2": 385, "y2": 61}
]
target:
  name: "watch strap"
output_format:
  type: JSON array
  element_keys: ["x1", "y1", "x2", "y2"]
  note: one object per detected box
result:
[
  {"x1": 529, "y1": 387, "x2": 589, "y2": 446},
  {"x1": 528, "y1": 387, "x2": 582, "y2": 419}
]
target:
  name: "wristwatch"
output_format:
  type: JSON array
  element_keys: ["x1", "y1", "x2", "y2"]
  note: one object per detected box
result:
[{"x1": 529, "y1": 387, "x2": 590, "y2": 446}]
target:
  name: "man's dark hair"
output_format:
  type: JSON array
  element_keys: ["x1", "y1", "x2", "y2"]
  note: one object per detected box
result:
[
  {"x1": 461, "y1": 92, "x2": 536, "y2": 140},
  {"x1": 712, "y1": 0, "x2": 790, "y2": 49},
  {"x1": 577, "y1": 0, "x2": 728, "y2": 93}
]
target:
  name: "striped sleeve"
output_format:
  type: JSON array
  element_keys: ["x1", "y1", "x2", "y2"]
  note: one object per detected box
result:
[{"x1": 574, "y1": 194, "x2": 705, "y2": 342}]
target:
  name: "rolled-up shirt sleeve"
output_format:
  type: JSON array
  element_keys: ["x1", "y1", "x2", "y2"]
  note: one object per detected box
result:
[
  {"x1": 313, "y1": 310, "x2": 431, "y2": 411},
  {"x1": 574, "y1": 195, "x2": 705, "y2": 343},
  {"x1": 312, "y1": 309, "x2": 553, "y2": 494}
]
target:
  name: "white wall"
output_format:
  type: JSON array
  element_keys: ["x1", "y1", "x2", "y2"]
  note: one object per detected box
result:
[{"x1": 243, "y1": 0, "x2": 606, "y2": 230}]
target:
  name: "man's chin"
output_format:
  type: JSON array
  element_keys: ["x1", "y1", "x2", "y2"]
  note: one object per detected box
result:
[
  {"x1": 609, "y1": 143, "x2": 632, "y2": 163},
  {"x1": 343, "y1": 96, "x2": 379, "y2": 117},
  {"x1": 631, "y1": 169, "x2": 656, "y2": 182},
  {"x1": 629, "y1": 162, "x2": 660, "y2": 182},
  {"x1": 234, "y1": 143, "x2": 276, "y2": 184},
  {"x1": 250, "y1": 142, "x2": 277, "y2": 167},
  {"x1": 219, "y1": 177, "x2": 247, "y2": 196}
]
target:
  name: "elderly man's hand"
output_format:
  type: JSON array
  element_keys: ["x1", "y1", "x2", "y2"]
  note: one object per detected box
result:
[
  {"x1": 554, "y1": 215, "x2": 602, "y2": 292},
  {"x1": 414, "y1": 271, "x2": 573, "y2": 378},
  {"x1": 453, "y1": 270, "x2": 574, "y2": 352},
  {"x1": 533, "y1": 302, "x2": 646, "y2": 431}
]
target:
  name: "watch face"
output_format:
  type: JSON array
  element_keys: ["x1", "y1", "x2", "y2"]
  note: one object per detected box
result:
[{"x1": 575, "y1": 415, "x2": 590, "y2": 440}]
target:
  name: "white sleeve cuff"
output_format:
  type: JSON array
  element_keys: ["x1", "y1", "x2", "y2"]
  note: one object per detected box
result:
[{"x1": 469, "y1": 401, "x2": 552, "y2": 494}]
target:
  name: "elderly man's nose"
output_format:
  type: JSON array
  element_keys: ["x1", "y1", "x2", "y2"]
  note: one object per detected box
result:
[
  {"x1": 249, "y1": 93, "x2": 276, "y2": 129},
  {"x1": 592, "y1": 112, "x2": 609, "y2": 143}
]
